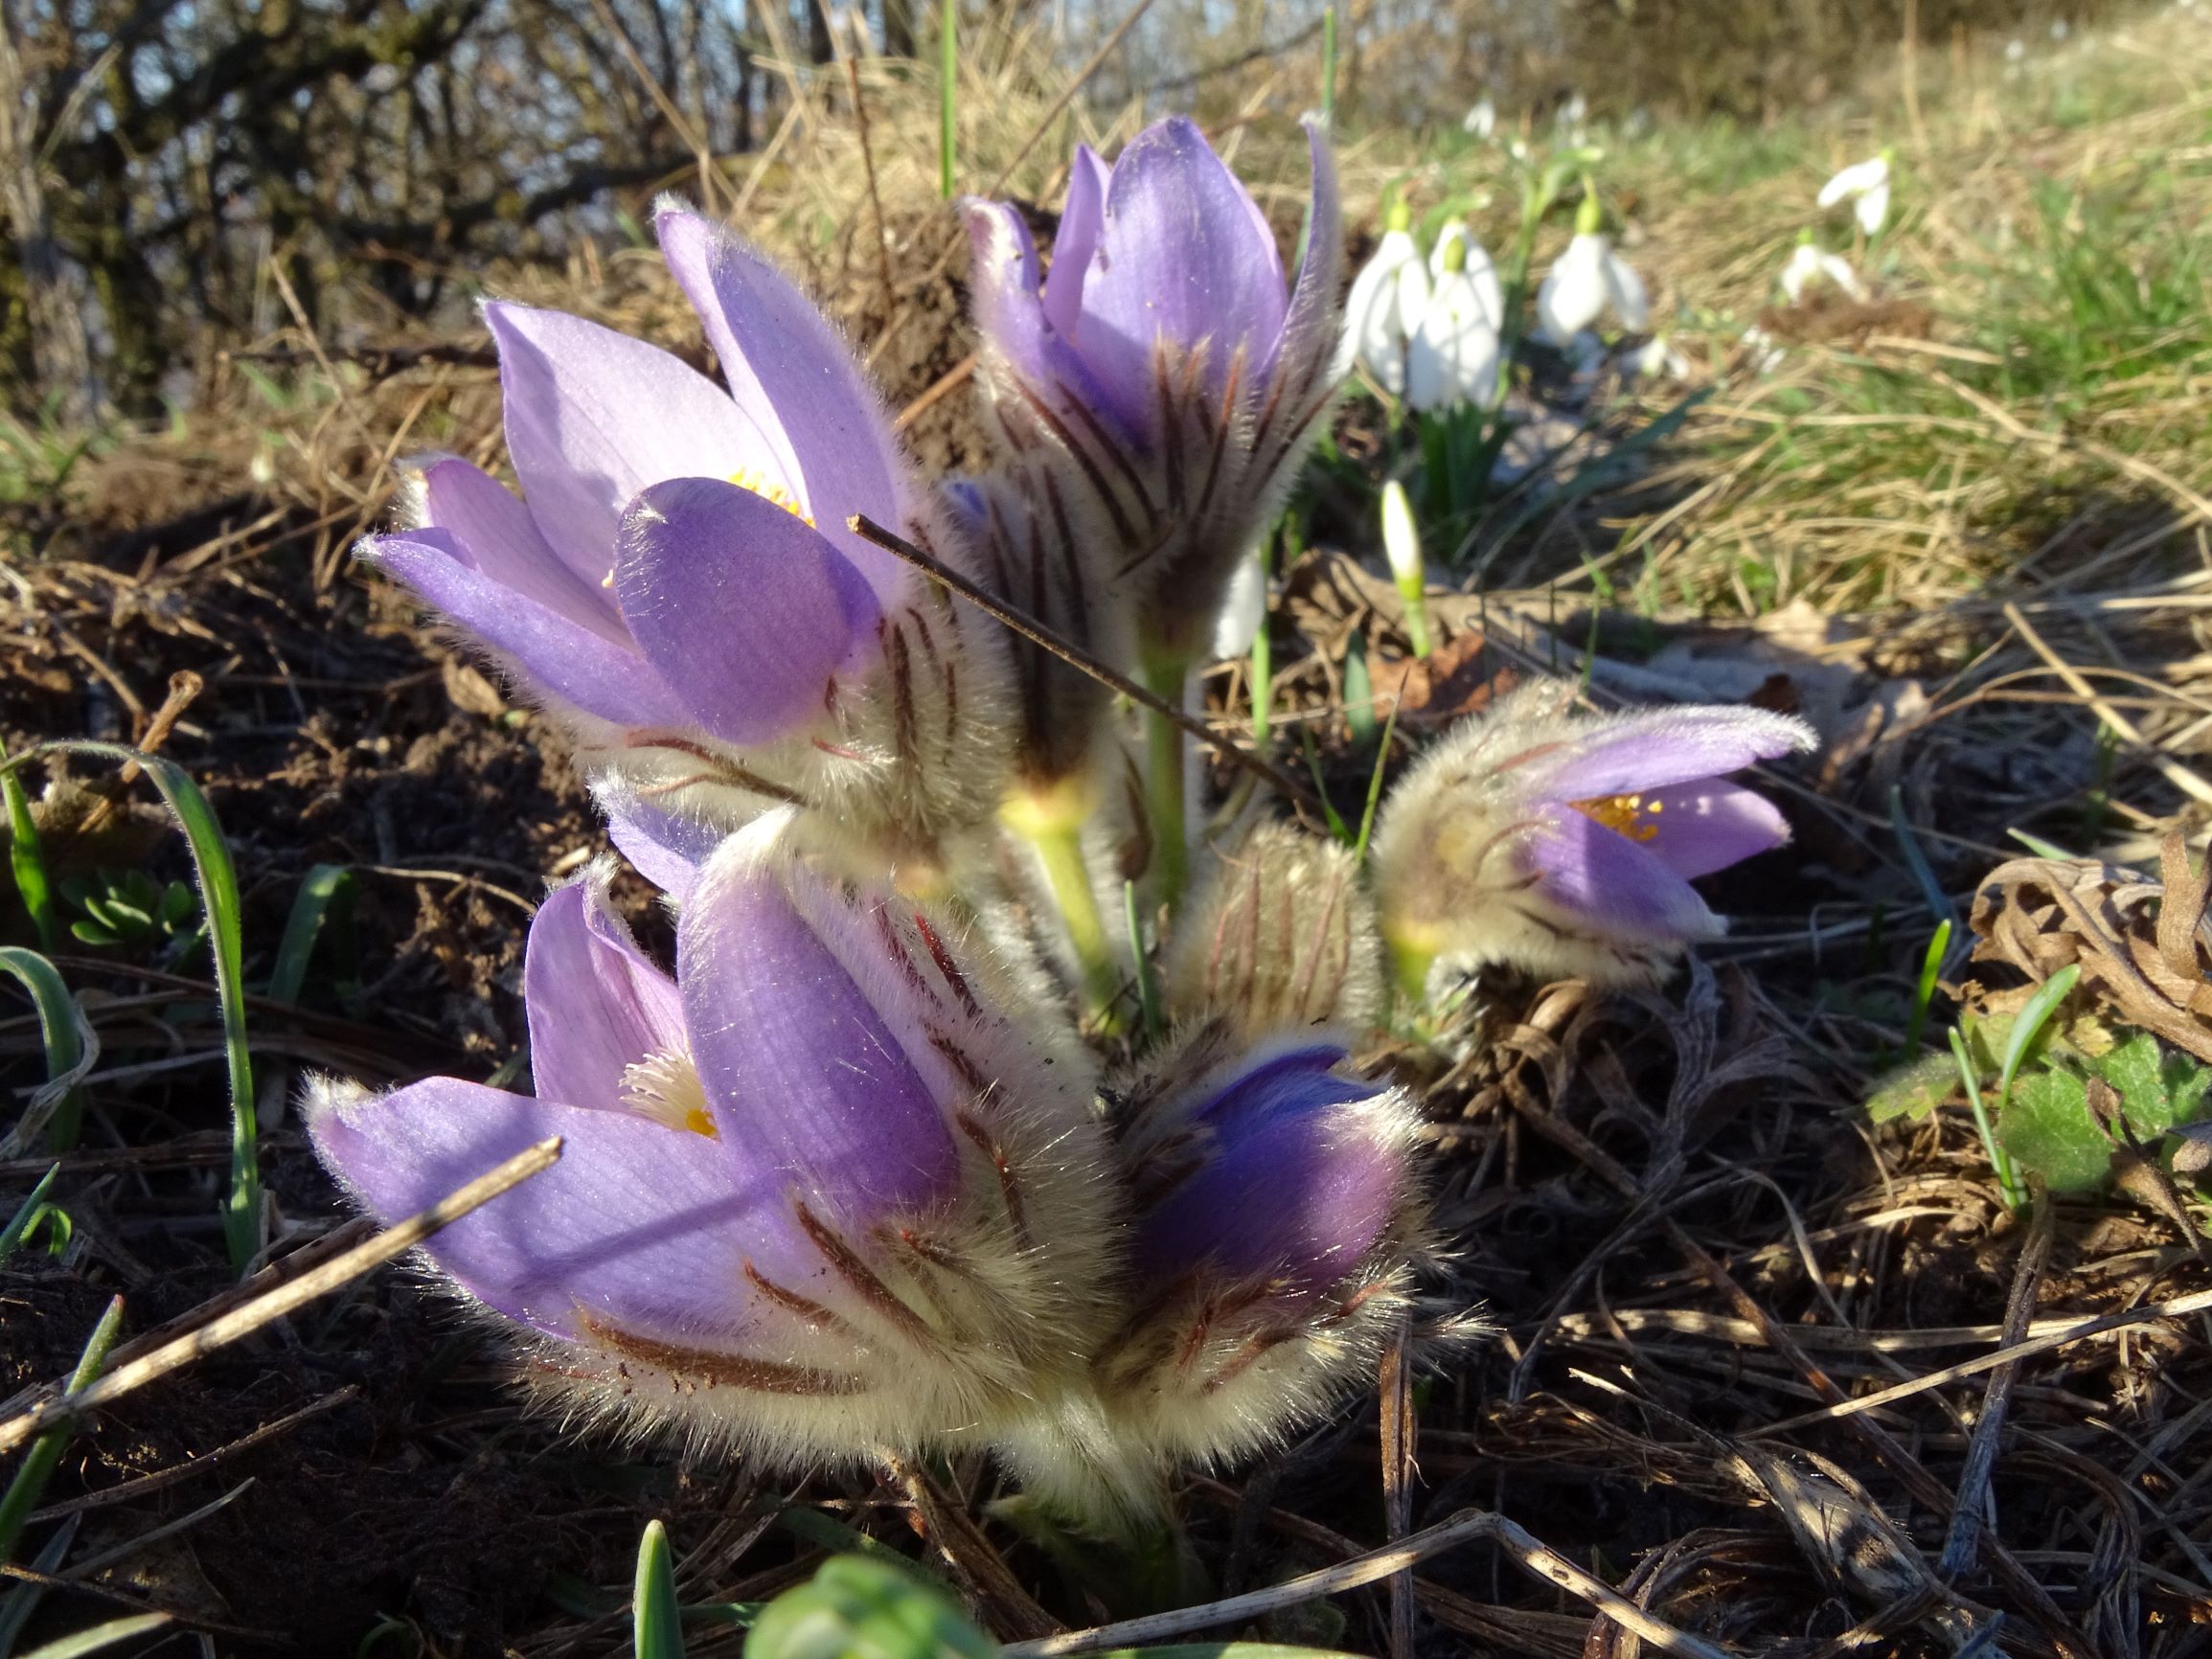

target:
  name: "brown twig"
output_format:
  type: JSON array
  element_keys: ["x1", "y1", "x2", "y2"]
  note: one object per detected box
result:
[
  {"x1": 848, "y1": 513, "x2": 1326, "y2": 814},
  {"x1": 845, "y1": 57, "x2": 895, "y2": 303}
]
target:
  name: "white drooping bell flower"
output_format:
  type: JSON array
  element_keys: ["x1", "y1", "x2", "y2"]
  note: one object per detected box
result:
[
  {"x1": 1816, "y1": 151, "x2": 1893, "y2": 237},
  {"x1": 1380, "y1": 480, "x2": 1431, "y2": 660},
  {"x1": 1780, "y1": 231, "x2": 1864, "y2": 303},
  {"x1": 1339, "y1": 196, "x2": 1434, "y2": 399},
  {"x1": 1463, "y1": 98, "x2": 1497, "y2": 140},
  {"x1": 1537, "y1": 190, "x2": 1649, "y2": 346},
  {"x1": 1408, "y1": 221, "x2": 1504, "y2": 412},
  {"x1": 1634, "y1": 334, "x2": 1691, "y2": 380}
]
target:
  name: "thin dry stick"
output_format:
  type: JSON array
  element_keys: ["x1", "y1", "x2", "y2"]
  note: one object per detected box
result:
[
  {"x1": 848, "y1": 513, "x2": 1326, "y2": 814},
  {"x1": 0, "y1": 1138, "x2": 561, "y2": 1456},
  {"x1": 997, "y1": 1507, "x2": 1734, "y2": 1659},
  {"x1": 845, "y1": 57, "x2": 895, "y2": 302},
  {"x1": 1939, "y1": 1202, "x2": 2052, "y2": 1578},
  {"x1": 893, "y1": 353, "x2": 976, "y2": 433},
  {"x1": 1380, "y1": 1310, "x2": 1416, "y2": 1659},
  {"x1": 2000, "y1": 601, "x2": 2212, "y2": 807}
]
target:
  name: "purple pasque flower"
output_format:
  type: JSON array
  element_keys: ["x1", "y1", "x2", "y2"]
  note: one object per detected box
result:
[
  {"x1": 304, "y1": 819, "x2": 1118, "y2": 1481},
  {"x1": 1370, "y1": 677, "x2": 1817, "y2": 990},
  {"x1": 963, "y1": 117, "x2": 1344, "y2": 670},
  {"x1": 369, "y1": 206, "x2": 1011, "y2": 870},
  {"x1": 1092, "y1": 1025, "x2": 1428, "y2": 1472}
]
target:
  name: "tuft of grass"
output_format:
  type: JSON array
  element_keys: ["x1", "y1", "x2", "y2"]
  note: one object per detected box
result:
[{"x1": 0, "y1": 948, "x2": 89, "y2": 1153}]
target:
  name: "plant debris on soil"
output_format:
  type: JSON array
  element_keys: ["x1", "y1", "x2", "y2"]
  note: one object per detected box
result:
[{"x1": 7, "y1": 10, "x2": 2212, "y2": 1656}]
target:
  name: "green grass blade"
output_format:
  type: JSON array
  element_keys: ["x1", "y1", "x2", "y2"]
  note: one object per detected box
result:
[
  {"x1": 1298, "y1": 730, "x2": 1353, "y2": 846},
  {"x1": 1999, "y1": 964, "x2": 2081, "y2": 1103},
  {"x1": 0, "y1": 1296, "x2": 125, "y2": 1563},
  {"x1": 1343, "y1": 631, "x2": 1376, "y2": 746},
  {"x1": 0, "y1": 948, "x2": 89, "y2": 1153},
  {"x1": 2, "y1": 769, "x2": 57, "y2": 953},
  {"x1": 1902, "y1": 919, "x2": 1951, "y2": 1058},
  {"x1": 15, "y1": 1614, "x2": 172, "y2": 1659},
  {"x1": 0, "y1": 1511, "x2": 82, "y2": 1655},
  {"x1": 1949, "y1": 1027, "x2": 2023, "y2": 1212},
  {"x1": 1353, "y1": 696, "x2": 1401, "y2": 867},
  {"x1": 634, "y1": 1519, "x2": 685, "y2": 1659},
  {"x1": 2007, "y1": 828, "x2": 2076, "y2": 859},
  {"x1": 1125, "y1": 879, "x2": 1161, "y2": 1042},
  {"x1": 1887, "y1": 784, "x2": 1954, "y2": 931},
  {"x1": 0, "y1": 1165, "x2": 60, "y2": 1260},
  {"x1": 938, "y1": 0, "x2": 956, "y2": 199},
  {"x1": 266, "y1": 863, "x2": 353, "y2": 1007},
  {"x1": 7, "y1": 744, "x2": 259, "y2": 1268}
]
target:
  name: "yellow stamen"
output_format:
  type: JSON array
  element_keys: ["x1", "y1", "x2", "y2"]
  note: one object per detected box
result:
[
  {"x1": 619, "y1": 1047, "x2": 718, "y2": 1137},
  {"x1": 1571, "y1": 791, "x2": 1664, "y2": 843}
]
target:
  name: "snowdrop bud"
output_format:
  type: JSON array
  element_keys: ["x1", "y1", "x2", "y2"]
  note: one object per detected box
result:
[
  {"x1": 1211, "y1": 545, "x2": 1268, "y2": 662},
  {"x1": 1369, "y1": 677, "x2": 1815, "y2": 993},
  {"x1": 1165, "y1": 821, "x2": 1385, "y2": 1039},
  {"x1": 1380, "y1": 481, "x2": 1431, "y2": 660}
]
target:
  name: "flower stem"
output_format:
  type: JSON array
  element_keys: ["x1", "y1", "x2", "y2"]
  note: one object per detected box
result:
[
  {"x1": 1141, "y1": 650, "x2": 1191, "y2": 913},
  {"x1": 1002, "y1": 782, "x2": 1120, "y2": 1020}
]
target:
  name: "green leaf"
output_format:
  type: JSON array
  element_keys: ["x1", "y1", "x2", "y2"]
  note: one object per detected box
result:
[
  {"x1": 66, "y1": 920, "x2": 118, "y2": 947},
  {"x1": 634, "y1": 1520, "x2": 685, "y2": 1659},
  {"x1": 0, "y1": 1296, "x2": 125, "y2": 1563},
  {"x1": 2, "y1": 767, "x2": 57, "y2": 952},
  {"x1": 0, "y1": 1166, "x2": 59, "y2": 1259},
  {"x1": 1866, "y1": 1051, "x2": 1957, "y2": 1125},
  {"x1": 1998, "y1": 1068, "x2": 2111, "y2": 1192},
  {"x1": 744, "y1": 1557, "x2": 992, "y2": 1659},
  {"x1": 267, "y1": 864, "x2": 354, "y2": 1007},
  {"x1": 0, "y1": 946, "x2": 88, "y2": 1152},
  {"x1": 159, "y1": 879, "x2": 195, "y2": 928},
  {"x1": 6, "y1": 744, "x2": 258, "y2": 1269}
]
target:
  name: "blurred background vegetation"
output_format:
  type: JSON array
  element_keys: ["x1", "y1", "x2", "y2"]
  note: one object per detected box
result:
[{"x1": 0, "y1": 0, "x2": 2142, "y2": 420}]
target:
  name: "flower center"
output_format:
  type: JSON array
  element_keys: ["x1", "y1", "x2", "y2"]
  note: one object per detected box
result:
[
  {"x1": 1570, "y1": 792, "x2": 1664, "y2": 843},
  {"x1": 619, "y1": 1046, "x2": 718, "y2": 1137}
]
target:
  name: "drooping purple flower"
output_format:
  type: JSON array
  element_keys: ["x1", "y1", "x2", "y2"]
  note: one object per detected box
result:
[
  {"x1": 304, "y1": 822, "x2": 1116, "y2": 1475},
  {"x1": 1369, "y1": 677, "x2": 1818, "y2": 990},
  {"x1": 963, "y1": 117, "x2": 1344, "y2": 670},
  {"x1": 1094, "y1": 1026, "x2": 1427, "y2": 1468},
  {"x1": 367, "y1": 207, "x2": 1012, "y2": 868}
]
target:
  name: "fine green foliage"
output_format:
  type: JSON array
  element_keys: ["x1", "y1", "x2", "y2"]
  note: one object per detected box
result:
[
  {"x1": 1999, "y1": 1032, "x2": 2212, "y2": 1194},
  {"x1": 0, "y1": 948, "x2": 89, "y2": 1153},
  {"x1": 57, "y1": 868, "x2": 199, "y2": 956},
  {"x1": 634, "y1": 1520, "x2": 686, "y2": 1659},
  {"x1": 0, "y1": 1166, "x2": 64, "y2": 1261},
  {"x1": 6, "y1": 744, "x2": 260, "y2": 1269},
  {"x1": 267, "y1": 863, "x2": 357, "y2": 1007}
]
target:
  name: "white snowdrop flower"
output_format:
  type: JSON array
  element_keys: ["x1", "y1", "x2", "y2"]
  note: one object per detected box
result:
[
  {"x1": 1210, "y1": 545, "x2": 1268, "y2": 661},
  {"x1": 1338, "y1": 199, "x2": 1433, "y2": 398},
  {"x1": 1463, "y1": 98, "x2": 1497, "y2": 139},
  {"x1": 2050, "y1": 18, "x2": 2069, "y2": 40},
  {"x1": 1634, "y1": 334, "x2": 1690, "y2": 380},
  {"x1": 1817, "y1": 152, "x2": 1892, "y2": 236},
  {"x1": 1408, "y1": 227, "x2": 1505, "y2": 411},
  {"x1": 1425, "y1": 220, "x2": 1503, "y2": 327},
  {"x1": 1557, "y1": 91, "x2": 1588, "y2": 132},
  {"x1": 2006, "y1": 36, "x2": 2027, "y2": 58},
  {"x1": 1536, "y1": 192, "x2": 1649, "y2": 345},
  {"x1": 1781, "y1": 234, "x2": 1864, "y2": 303},
  {"x1": 1740, "y1": 325, "x2": 1787, "y2": 375}
]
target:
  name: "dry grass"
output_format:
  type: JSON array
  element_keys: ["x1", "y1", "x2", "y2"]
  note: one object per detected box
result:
[{"x1": 4, "y1": 6, "x2": 2212, "y2": 1656}]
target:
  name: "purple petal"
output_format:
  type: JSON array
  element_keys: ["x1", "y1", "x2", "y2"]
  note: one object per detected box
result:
[
  {"x1": 1537, "y1": 706, "x2": 1814, "y2": 801},
  {"x1": 485, "y1": 302, "x2": 771, "y2": 586},
  {"x1": 1266, "y1": 117, "x2": 1345, "y2": 392},
  {"x1": 614, "y1": 477, "x2": 879, "y2": 747},
  {"x1": 654, "y1": 210, "x2": 907, "y2": 606},
  {"x1": 964, "y1": 201, "x2": 1120, "y2": 432},
  {"x1": 1075, "y1": 117, "x2": 1288, "y2": 429},
  {"x1": 678, "y1": 844, "x2": 959, "y2": 1226},
  {"x1": 1041, "y1": 145, "x2": 1111, "y2": 339},
  {"x1": 367, "y1": 530, "x2": 690, "y2": 729},
  {"x1": 596, "y1": 780, "x2": 719, "y2": 902},
  {"x1": 1524, "y1": 807, "x2": 1721, "y2": 940},
  {"x1": 1637, "y1": 779, "x2": 1791, "y2": 880},
  {"x1": 418, "y1": 458, "x2": 627, "y2": 643},
  {"x1": 1139, "y1": 1047, "x2": 1402, "y2": 1295},
  {"x1": 523, "y1": 879, "x2": 686, "y2": 1112},
  {"x1": 308, "y1": 1076, "x2": 801, "y2": 1345}
]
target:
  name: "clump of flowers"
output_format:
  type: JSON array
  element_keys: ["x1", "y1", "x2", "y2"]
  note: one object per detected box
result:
[{"x1": 315, "y1": 118, "x2": 1820, "y2": 1543}]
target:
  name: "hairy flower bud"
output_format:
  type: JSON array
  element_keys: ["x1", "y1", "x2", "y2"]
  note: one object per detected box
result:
[
  {"x1": 1369, "y1": 678, "x2": 1816, "y2": 991},
  {"x1": 1166, "y1": 821, "x2": 1383, "y2": 1041}
]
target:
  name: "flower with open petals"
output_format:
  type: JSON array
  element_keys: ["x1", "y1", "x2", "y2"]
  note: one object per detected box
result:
[
  {"x1": 1370, "y1": 678, "x2": 1816, "y2": 990},
  {"x1": 368, "y1": 206, "x2": 1012, "y2": 880},
  {"x1": 1093, "y1": 1026, "x2": 1434, "y2": 1473},
  {"x1": 306, "y1": 824, "x2": 1120, "y2": 1498},
  {"x1": 1817, "y1": 153, "x2": 1892, "y2": 236},
  {"x1": 1536, "y1": 194, "x2": 1649, "y2": 346},
  {"x1": 1408, "y1": 221, "x2": 1504, "y2": 411},
  {"x1": 1340, "y1": 200, "x2": 1432, "y2": 398},
  {"x1": 963, "y1": 116, "x2": 1343, "y2": 670},
  {"x1": 1781, "y1": 233, "x2": 1864, "y2": 303}
]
